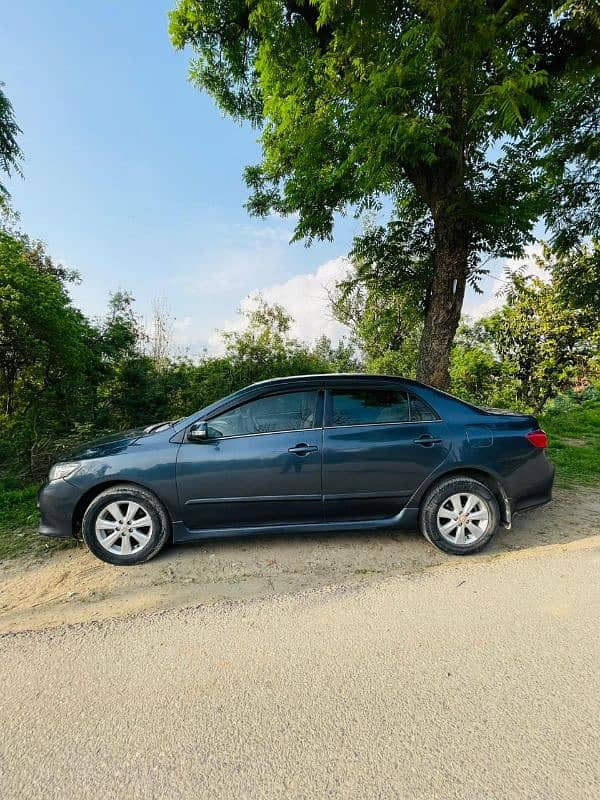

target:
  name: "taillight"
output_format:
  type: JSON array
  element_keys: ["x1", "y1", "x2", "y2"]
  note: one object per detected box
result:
[{"x1": 527, "y1": 430, "x2": 548, "y2": 448}]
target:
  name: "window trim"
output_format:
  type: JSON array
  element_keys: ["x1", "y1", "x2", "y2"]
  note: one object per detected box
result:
[
  {"x1": 324, "y1": 387, "x2": 440, "y2": 429},
  {"x1": 193, "y1": 388, "x2": 325, "y2": 442}
]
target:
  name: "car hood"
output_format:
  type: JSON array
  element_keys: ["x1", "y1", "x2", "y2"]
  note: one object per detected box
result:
[{"x1": 65, "y1": 428, "x2": 149, "y2": 461}]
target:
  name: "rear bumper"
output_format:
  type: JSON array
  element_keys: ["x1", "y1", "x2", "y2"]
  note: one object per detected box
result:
[
  {"x1": 513, "y1": 495, "x2": 553, "y2": 516},
  {"x1": 37, "y1": 480, "x2": 81, "y2": 538},
  {"x1": 508, "y1": 454, "x2": 555, "y2": 513}
]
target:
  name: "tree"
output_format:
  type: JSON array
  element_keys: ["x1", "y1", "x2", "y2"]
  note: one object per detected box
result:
[
  {"x1": 212, "y1": 294, "x2": 346, "y2": 390},
  {"x1": 148, "y1": 297, "x2": 174, "y2": 370},
  {"x1": 524, "y1": 3, "x2": 600, "y2": 252},
  {"x1": 100, "y1": 290, "x2": 143, "y2": 362},
  {"x1": 449, "y1": 318, "x2": 514, "y2": 408},
  {"x1": 448, "y1": 243, "x2": 600, "y2": 412},
  {"x1": 0, "y1": 231, "x2": 97, "y2": 417},
  {"x1": 551, "y1": 240, "x2": 600, "y2": 311},
  {"x1": 330, "y1": 234, "x2": 425, "y2": 375},
  {"x1": 533, "y1": 74, "x2": 600, "y2": 252},
  {"x1": 312, "y1": 334, "x2": 360, "y2": 372},
  {"x1": 0, "y1": 83, "x2": 22, "y2": 197},
  {"x1": 1, "y1": 207, "x2": 80, "y2": 284},
  {"x1": 484, "y1": 265, "x2": 599, "y2": 412},
  {"x1": 170, "y1": 0, "x2": 598, "y2": 388}
]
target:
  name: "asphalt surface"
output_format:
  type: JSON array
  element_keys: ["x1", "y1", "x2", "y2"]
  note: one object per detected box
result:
[{"x1": 1, "y1": 537, "x2": 599, "y2": 799}]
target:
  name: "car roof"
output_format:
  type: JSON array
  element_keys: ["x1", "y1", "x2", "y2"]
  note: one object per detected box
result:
[{"x1": 249, "y1": 373, "x2": 426, "y2": 389}]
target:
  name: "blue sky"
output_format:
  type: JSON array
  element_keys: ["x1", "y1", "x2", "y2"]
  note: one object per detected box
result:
[{"x1": 1, "y1": 0, "x2": 520, "y2": 354}]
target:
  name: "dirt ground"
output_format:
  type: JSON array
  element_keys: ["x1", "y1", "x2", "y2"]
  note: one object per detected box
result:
[{"x1": 1, "y1": 486, "x2": 599, "y2": 635}]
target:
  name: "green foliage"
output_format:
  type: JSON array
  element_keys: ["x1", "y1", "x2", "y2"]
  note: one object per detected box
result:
[
  {"x1": 218, "y1": 295, "x2": 351, "y2": 386},
  {"x1": 331, "y1": 255, "x2": 422, "y2": 376},
  {"x1": 534, "y1": 72, "x2": 600, "y2": 252},
  {"x1": 0, "y1": 226, "x2": 109, "y2": 482},
  {"x1": 447, "y1": 244, "x2": 600, "y2": 413},
  {"x1": 0, "y1": 231, "x2": 100, "y2": 419},
  {"x1": 101, "y1": 290, "x2": 143, "y2": 362},
  {"x1": 0, "y1": 244, "x2": 357, "y2": 485},
  {"x1": 0, "y1": 83, "x2": 22, "y2": 197},
  {"x1": 551, "y1": 240, "x2": 600, "y2": 311},
  {"x1": 486, "y1": 273, "x2": 599, "y2": 412},
  {"x1": 541, "y1": 393, "x2": 600, "y2": 487},
  {"x1": 1, "y1": 203, "x2": 80, "y2": 284},
  {"x1": 312, "y1": 335, "x2": 359, "y2": 373},
  {"x1": 0, "y1": 483, "x2": 72, "y2": 559},
  {"x1": 170, "y1": 0, "x2": 598, "y2": 387},
  {"x1": 451, "y1": 320, "x2": 507, "y2": 405},
  {"x1": 1, "y1": 208, "x2": 599, "y2": 556},
  {"x1": 0, "y1": 482, "x2": 38, "y2": 528}
]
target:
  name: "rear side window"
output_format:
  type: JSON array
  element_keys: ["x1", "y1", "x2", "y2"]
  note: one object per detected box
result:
[
  {"x1": 409, "y1": 394, "x2": 439, "y2": 422},
  {"x1": 328, "y1": 388, "x2": 438, "y2": 426}
]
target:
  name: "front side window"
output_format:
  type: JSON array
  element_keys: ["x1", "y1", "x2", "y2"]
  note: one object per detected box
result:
[
  {"x1": 207, "y1": 390, "x2": 320, "y2": 438},
  {"x1": 328, "y1": 388, "x2": 438, "y2": 426}
]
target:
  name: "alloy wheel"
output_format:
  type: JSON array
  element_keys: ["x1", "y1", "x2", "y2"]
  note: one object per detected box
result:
[
  {"x1": 95, "y1": 501, "x2": 154, "y2": 556},
  {"x1": 436, "y1": 492, "x2": 490, "y2": 546}
]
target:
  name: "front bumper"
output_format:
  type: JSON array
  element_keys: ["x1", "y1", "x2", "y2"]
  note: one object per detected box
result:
[{"x1": 37, "y1": 479, "x2": 81, "y2": 538}]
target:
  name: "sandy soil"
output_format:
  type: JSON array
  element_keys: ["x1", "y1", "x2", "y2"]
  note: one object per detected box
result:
[{"x1": 1, "y1": 486, "x2": 598, "y2": 634}]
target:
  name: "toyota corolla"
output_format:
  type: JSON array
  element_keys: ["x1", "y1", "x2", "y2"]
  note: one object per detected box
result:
[{"x1": 38, "y1": 374, "x2": 554, "y2": 565}]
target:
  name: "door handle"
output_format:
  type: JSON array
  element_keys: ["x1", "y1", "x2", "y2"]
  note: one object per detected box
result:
[
  {"x1": 288, "y1": 443, "x2": 319, "y2": 456},
  {"x1": 413, "y1": 434, "x2": 442, "y2": 446}
]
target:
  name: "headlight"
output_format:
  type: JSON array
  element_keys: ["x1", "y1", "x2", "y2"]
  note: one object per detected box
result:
[{"x1": 48, "y1": 462, "x2": 80, "y2": 482}]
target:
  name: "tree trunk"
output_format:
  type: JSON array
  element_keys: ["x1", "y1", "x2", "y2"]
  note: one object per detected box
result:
[
  {"x1": 416, "y1": 217, "x2": 469, "y2": 389},
  {"x1": 3, "y1": 366, "x2": 16, "y2": 416}
]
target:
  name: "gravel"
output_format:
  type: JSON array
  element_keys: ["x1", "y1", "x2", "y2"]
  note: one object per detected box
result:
[{"x1": 1, "y1": 535, "x2": 599, "y2": 799}]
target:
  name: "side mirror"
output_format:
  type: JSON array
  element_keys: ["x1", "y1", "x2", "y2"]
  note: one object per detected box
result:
[{"x1": 188, "y1": 421, "x2": 209, "y2": 441}]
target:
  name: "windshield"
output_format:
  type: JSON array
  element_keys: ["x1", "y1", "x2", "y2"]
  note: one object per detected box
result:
[{"x1": 144, "y1": 417, "x2": 185, "y2": 434}]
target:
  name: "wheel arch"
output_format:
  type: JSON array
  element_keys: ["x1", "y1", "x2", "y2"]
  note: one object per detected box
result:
[
  {"x1": 72, "y1": 480, "x2": 174, "y2": 538},
  {"x1": 414, "y1": 466, "x2": 511, "y2": 528}
]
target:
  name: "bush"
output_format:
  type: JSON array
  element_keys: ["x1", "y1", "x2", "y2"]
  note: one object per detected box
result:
[{"x1": 540, "y1": 392, "x2": 600, "y2": 485}]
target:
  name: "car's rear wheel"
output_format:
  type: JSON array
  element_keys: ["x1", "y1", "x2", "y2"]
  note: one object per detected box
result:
[
  {"x1": 82, "y1": 485, "x2": 170, "y2": 565},
  {"x1": 420, "y1": 476, "x2": 499, "y2": 555}
]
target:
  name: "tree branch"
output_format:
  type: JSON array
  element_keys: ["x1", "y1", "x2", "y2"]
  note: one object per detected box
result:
[{"x1": 284, "y1": 0, "x2": 333, "y2": 52}]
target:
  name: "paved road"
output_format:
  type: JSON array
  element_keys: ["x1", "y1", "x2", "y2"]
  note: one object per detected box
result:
[{"x1": 1, "y1": 538, "x2": 599, "y2": 800}]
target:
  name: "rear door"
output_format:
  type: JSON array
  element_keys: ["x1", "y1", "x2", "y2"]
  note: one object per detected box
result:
[{"x1": 323, "y1": 385, "x2": 451, "y2": 522}]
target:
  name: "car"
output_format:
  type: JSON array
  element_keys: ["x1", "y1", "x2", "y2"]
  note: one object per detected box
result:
[{"x1": 37, "y1": 374, "x2": 554, "y2": 565}]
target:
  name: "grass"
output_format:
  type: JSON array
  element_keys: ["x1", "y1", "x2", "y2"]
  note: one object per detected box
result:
[
  {"x1": 0, "y1": 396, "x2": 598, "y2": 561},
  {"x1": 0, "y1": 483, "x2": 72, "y2": 560},
  {"x1": 540, "y1": 398, "x2": 600, "y2": 487}
]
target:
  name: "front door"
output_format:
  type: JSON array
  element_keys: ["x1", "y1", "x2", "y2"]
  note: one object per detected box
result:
[
  {"x1": 177, "y1": 389, "x2": 324, "y2": 531},
  {"x1": 323, "y1": 386, "x2": 450, "y2": 522}
]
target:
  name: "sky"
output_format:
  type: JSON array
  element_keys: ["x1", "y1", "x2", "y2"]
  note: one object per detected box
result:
[{"x1": 1, "y1": 0, "x2": 534, "y2": 356}]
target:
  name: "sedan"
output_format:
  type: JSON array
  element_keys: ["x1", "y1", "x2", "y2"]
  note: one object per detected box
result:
[{"x1": 38, "y1": 374, "x2": 554, "y2": 565}]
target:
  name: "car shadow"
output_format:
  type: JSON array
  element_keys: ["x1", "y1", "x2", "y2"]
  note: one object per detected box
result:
[
  {"x1": 150, "y1": 486, "x2": 600, "y2": 583},
  {"x1": 3, "y1": 487, "x2": 598, "y2": 636}
]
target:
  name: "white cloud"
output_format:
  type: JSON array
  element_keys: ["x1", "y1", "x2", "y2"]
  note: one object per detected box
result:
[
  {"x1": 210, "y1": 257, "x2": 353, "y2": 352},
  {"x1": 464, "y1": 243, "x2": 549, "y2": 320},
  {"x1": 171, "y1": 315, "x2": 194, "y2": 343},
  {"x1": 163, "y1": 242, "x2": 551, "y2": 359}
]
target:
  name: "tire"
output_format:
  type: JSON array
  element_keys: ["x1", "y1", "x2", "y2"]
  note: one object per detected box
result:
[
  {"x1": 420, "y1": 476, "x2": 499, "y2": 555},
  {"x1": 82, "y1": 484, "x2": 171, "y2": 566}
]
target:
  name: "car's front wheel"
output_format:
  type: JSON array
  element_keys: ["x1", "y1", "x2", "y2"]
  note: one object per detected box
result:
[
  {"x1": 420, "y1": 476, "x2": 499, "y2": 555},
  {"x1": 81, "y1": 485, "x2": 170, "y2": 565}
]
